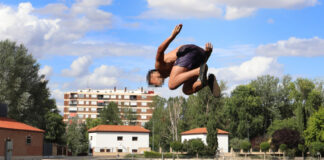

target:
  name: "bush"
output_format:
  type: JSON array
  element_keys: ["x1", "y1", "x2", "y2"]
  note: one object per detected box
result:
[
  {"x1": 144, "y1": 151, "x2": 161, "y2": 158},
  {"x1": 271, "y1": 128, "x2": 300, "y2": 150},
  {"x1": 230, "y1": 138, "x2": 241, "y2": 151},
  {"x1": 309, "y1": 141, "x2": 324, "y2": 156},
  {"x1": 260, "y1": 142, "x2": 270, "y2": 152},
  {"x1": 187, "y1": 139, "x2": 205, "y2": 157},
  {"x1": 279, "y1": 144, "x2": 287, "y2": 152},
  {"x1": 240, "y1": 139, "x2": 251, "y2": 152},
  {"x1": 171, "y1": 141, "x2": 183, "y2": 152}
]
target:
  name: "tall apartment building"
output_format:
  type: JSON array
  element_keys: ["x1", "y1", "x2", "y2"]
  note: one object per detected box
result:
[{"x1": 63, "y1": 87, "x2": 156, "y2": 126}]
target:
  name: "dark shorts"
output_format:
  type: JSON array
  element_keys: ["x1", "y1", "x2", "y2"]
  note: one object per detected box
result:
[{"x1": 174, "y1": 44, "x2": 206, "y2": 70}]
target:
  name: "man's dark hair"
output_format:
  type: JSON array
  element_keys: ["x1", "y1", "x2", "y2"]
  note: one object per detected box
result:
[{"x1": 146, "y1": 69, "x2": 163, "y2": 87}]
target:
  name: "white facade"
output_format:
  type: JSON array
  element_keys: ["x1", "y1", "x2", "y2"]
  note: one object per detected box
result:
[
  {"x1": 181, "y1": 134, "x2": 229, "y2": 153},
  {"x1": 89, "y1": 132, "x2": 150, "y2": 154}
]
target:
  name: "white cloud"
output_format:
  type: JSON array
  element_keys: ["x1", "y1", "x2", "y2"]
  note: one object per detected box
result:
[
  {"x1": 256, "y1": 37, "x2": 324, "y2": 57},
  {"x1": 141, "y1": 0, "x2": 317, "y2": 20},
  {"x1": 0, "y1": 1, "x2": 116, "y2": 58},
  {"x1": 140, "y1": 0, "x2": 223, "y2": 19},
  {"x1": 62, "y1": 56, "x2": 92, "y2": 77},
  {"x1": 39, "y1": 65, "x2": 53, "y2": 78},
  {"x1": 209, "y1": 56, "x2": 283, "y2": 83},
  {"x1": 224, "y1": 6, "x2": 256, "y2": 20},
  {"x1": 77, "y1": 65, "x2": 120, "y2": 89}
]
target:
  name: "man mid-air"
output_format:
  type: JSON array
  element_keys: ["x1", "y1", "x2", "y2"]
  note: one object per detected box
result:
[{"x1": 146, "y1": 24, "x2": 220, "y2": 97}]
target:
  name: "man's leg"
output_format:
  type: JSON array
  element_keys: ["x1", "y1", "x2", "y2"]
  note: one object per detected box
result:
[
  {"x1": 182, "y1": 76, "x2": 204, "y2": 95},
  {"x1": 168, "y1": 66, "x2": 201, "y2": 90}
]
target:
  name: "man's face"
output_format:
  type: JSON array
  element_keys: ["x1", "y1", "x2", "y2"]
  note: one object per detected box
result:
[{"x1": 150, "y1": 71, "x2": 163, "y2": 86}]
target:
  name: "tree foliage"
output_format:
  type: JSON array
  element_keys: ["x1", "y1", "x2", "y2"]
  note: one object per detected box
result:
[
  {"x1": 304, "y1": 107, "x2": 324, "y2": 146},
  {"x1": 0, "y1": 40, "x2": 64, "y2": 143},
  {"x1": 99, "y1": 102, "x2": 122, "y2": 125},
  {"x1": 66, "y1": 118, "x2": 89, "y2": 156},
  {"x1": 271, "y1": 128, "x2": 301, "y2": 150}
]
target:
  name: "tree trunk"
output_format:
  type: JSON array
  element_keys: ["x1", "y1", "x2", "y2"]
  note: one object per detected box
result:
[{"x1": 196, "y1": 152, "x2": 199, "y2": 159}]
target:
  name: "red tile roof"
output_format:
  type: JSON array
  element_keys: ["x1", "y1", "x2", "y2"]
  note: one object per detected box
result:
[
  {"x1": 0, "y1": 117, "x2": 44, "y2": 133},
  {"x1": 181, "y1": 127, "x2": 229, "y2": 135},
  {"x1": 88, "y1": 125, "x2": 150, "y2": 133}
]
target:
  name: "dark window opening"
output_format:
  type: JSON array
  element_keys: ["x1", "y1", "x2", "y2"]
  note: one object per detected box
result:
[
  {"x1": 97, "y1": 95, "x2": 104, "y2": 99},
  {"x1": 132, "y1": 137, "x2": 138, "y2": 141},
  {"x1": 132, "y1": 149, "x2": 138, "y2": 153},
  {"x1": 130, "y1": 95, "x2": 137, "y2": 100},
  {"x1": 117, "y1": 136, "x2": 123, "y2": 141},
  {"x1": 118, "y1": 149, "x2": 123, "y2": 152},
  {"x1": 26, "y1": 136, "x2": 31, "y2": 144},
  {"x1": 100, "y1": 149, "x2": 105, "y2": 152},
  {"x1": 106, "y1": 149, "x2": 111, "y2": 152}
]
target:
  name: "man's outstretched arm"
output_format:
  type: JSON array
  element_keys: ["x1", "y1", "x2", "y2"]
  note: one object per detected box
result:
[{"x1": 155, "y1": 24, "x2": 182, "y2": 65}]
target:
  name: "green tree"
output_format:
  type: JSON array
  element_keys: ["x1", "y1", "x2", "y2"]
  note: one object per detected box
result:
[
  {"x1": 0, "y1": 40, "x2": 63, "y2": 143},
  {"x1": 227, "y1": 85, "x2": 262, "y2": 139},
  {"x1": 122, "y1": 107, "x2": 137, "y2": 125},
  {"x1": 250, "y1": 75, "x2": 281, "y2": 133},
  {"x1": 44, "y1": 112, "x2": 66, "y2": 144},
  {"x1": 188, "y1": 139, "x2": 205, "y2": 159},
  {"x1": 66, "y1": 118, "x2": 89, "y2": 155},
  {"x1": 230, "y1": 138, "x2": 241, "y2": 151},
  {"x1": 85, "y1": 118, "x2": 102, "y2": 129},
  {"x1": 240, "y1": 139, "x2": 251, "y2": 152},
  {"x1": 309, "y1": 141, "x2": 324, "y2": 156},
  {"x1": 260, "y1": 142, "x2": 270, "y2": 160},
  {"x1": 207, "y1": 112, "x2": 218, "y2": 155},
  {"x1": 99, "y1": 102, "x2": 122, "y2": 125},
  {"x1": 267, "y1": 118, "x2": 298, "y2": 136},
  {"x1": 170, "y1": 141, "x2": 183, "y2": 158},
  {"x1": 304, "y1": 107, "x2": 324, "y2": 146},
  {"x1": 145, "y1": 96, "x2": 171, "y2": 151}
]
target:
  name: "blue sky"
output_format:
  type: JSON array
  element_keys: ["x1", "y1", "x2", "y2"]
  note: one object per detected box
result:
[{"x1": 0, "y1": 0, "x2": 323, "y2": 111}]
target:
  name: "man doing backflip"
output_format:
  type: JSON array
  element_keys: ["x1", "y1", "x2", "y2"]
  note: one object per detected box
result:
[{"x1": 146, "y1": 24, "x2": 220, "y2": 97}]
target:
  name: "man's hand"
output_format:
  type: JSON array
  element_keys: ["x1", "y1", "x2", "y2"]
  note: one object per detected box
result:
[
  {"x1": 171, "y1": 24, "x2": 182, "y2": 38},
  {"x1": 205, "y1": 42, "x2": 213, "y2": 53}
]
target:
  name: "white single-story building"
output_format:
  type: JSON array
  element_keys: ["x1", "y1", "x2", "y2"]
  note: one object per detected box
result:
[
  {"x1": 88, "y1": 125, "x2": 150, "y2": 156},
  {"x1": 181, "y1": 127, "x2": 229, "y2": 153}
]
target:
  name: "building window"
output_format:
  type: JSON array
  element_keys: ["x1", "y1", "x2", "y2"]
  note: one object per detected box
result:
[
  {"x1": 124, "y1": 95, "x2": 130, "y2": 99},
  {"x1": 78, "y1": 114, "x2": 83, "y2": 118},
  {"x1": 141, "y1": 102, "x2": 147, "y2": 106},
  {"x1": 141, "y1": 108, "x2": 147, "y2": 113},
  {"x1": 103, "y1": 95, "x2": 110, "y2": 99},
  {"x1": 85, "y1": 114, "x2": 89, "y2": 118},
  {"x1": 100, "y1": 149, "x2": 105, "y2": 152},
  {"x1": 26, "y1": 136, "x2": 31, "y2": 144},
  {"x1": 78, "y1": 94, "x2": 84, "y2": 98},
  {"x1": 130, "y1": 102, "x2": 137, "y2": 106},
  {"x1": 91, "y1": 94, "x2": 97, "y2": 98},
  {"x1": 79, "y1": 101, "x2": 84, "y2": 105},
  {"x1": 118, "y1": 95, "x2": 122, "y2": 99},
  {"x1": 106, "y1": 149, "x2": 111, "y2": 152},
  {"x1": 130, "y1": 95, "x2": 137, "y2": 100},
  {"x1": 91, "y1": 101, "x2": 97, "y2": 105},
  {"x1": 117, "y1": 136, "x2": 123, "y2": 141},
  {"x1": 118, "y1": 149, "x2": 123, "y2": 153},
  {"x1": 124, "y1": 102, "x2": 130, "y2": 106},
  {"x1": 118, "y1": 101, "x2": 122, "y2": 105},
  {"x1": 132, "y1": 108, "x2": 137, "y2": 112},
  {"x1": 90, "y1": 136, "x2": 93, "y2": 140},
  {"x1": 141, "y1": 122, "x2": 146, "y2": 126},
  {"x1": 142, "y1": 95, "x2": 147, "y2": 99},
  {"x1": 85, "y1": 101, "x2": 89, "y2": 105},
  {"x1": 91, "y1": 114, "x2": 97, "y2": 118},
  {"x1": 141, "y1": 115, "x2": 147, "y2": 119},
  {"x1": 132, "y1": 137, "x2": 138, "y2": 141},
  {"x1": 78, "y1": 107, "x2": 84, "y2": 111},
  {"x1": 132, "y1": 149, "x2": 138, "y2": 153},
  {"x1": 85, "y1": 108, "x2": 89, "y2": 111},
  {"x1": 111, "y1": 95, "x2": 116, "y2": 99}
]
